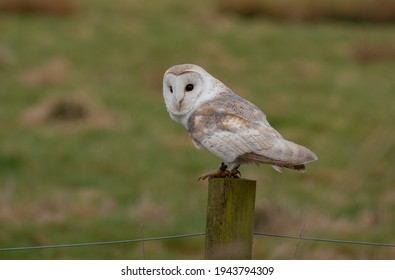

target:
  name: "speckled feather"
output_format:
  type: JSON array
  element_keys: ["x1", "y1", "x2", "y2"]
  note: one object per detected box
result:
[{"x1": 187, "y1": 90, "x2": 316, "y2": 170}]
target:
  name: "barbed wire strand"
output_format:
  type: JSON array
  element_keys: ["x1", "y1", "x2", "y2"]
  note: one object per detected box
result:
[
  {"x1": 1, "y1": 231, "x2": 394, "y2": 252},
  {"x1": 254, "y1": 232, "x2": 395, "y2": 247}
]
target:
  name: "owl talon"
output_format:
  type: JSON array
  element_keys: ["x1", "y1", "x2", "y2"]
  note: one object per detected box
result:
[
  {"x1": 198, "y1": 163, "x2": 231, "y2": 181},
  {"x1": 230, "y1": 169, "x2": 241, "y2": 178},
  {"x1": 198, "y1": 170, "x2": 230, "y2": 181}
]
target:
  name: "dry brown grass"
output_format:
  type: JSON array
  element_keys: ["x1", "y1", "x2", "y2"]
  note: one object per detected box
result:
[
  {"x1": 218, "y1": 0, "x2": 395, "y2": 22},
  {"x1": 128, "y1": 191, "x2": 173, "y2": 225},
  {"x1": 0, "y1": 45, "x2": 15, "y2": 66},
  {"x1": 0, "y1": 0, "x2": 78, "y2": 15},
  {"x1": 20, "y1": 57, "x2": 70, "y2": 86},
  {"x1": 0, "y1": 186, "x2": 117, "y2": 225},
  {"x1": 20, "y1": 94, "x2": 118, "y2": 129},
  {"x1": 353, "y1": 44, "x2": 395, "y2": 63}
]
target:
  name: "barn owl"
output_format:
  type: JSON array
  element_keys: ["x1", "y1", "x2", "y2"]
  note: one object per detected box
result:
[{"x1": 163, "y1": 64, "x2": 317, "y2": 180}]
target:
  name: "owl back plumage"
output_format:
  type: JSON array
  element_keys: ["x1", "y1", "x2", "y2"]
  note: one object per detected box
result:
[{"x1": 187, "y1": 89, "x2": 317, "y2": 172}]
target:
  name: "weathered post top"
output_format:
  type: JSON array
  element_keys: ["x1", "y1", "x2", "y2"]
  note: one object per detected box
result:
[{"x1": 205, "y1": 178, "x2": 256, "y2": 260}]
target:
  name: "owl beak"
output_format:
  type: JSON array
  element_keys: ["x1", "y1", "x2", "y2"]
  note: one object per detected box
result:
[
  {"x1": 177, "y1": 98, "x2": 184, "y2": 110},
  {"x1": 174, "y1": 90, "x2": 185, "y2": 111}
]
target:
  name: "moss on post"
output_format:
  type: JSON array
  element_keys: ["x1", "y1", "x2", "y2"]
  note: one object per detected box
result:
[{"x1": 205, "y1": 178, "x2": 256, "y2": 260}]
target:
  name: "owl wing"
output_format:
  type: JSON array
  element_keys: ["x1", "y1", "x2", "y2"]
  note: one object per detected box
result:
[
  {"x1": 194, "y1": 117, "x2": 284, "y2": 164},
  {"x1": 187, "y1": 93, "x2": 284, "y2": 164}
]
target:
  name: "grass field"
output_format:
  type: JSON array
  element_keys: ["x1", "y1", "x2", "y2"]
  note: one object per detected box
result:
[{"x1": 1, "y1": 0, "x2": 395, "y2": 259}]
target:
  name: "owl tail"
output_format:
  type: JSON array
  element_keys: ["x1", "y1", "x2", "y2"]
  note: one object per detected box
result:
[
  {"x1": 239, "y1": 139, "x2": 317, "y2": 172},
  {"x1": 271, "y1": 140, "x2": 317, "y2": 172},
  {"x1": 271, "y1": 163, "x2": 307, "y2": 172}
]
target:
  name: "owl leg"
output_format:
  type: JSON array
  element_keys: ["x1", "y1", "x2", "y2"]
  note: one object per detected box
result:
[
  {"x1": 229, "y1": 164, "x2": 241, "y2": 178},
  {"x1": 198, "y1": 162, "x2": 230, "y2": 181}
]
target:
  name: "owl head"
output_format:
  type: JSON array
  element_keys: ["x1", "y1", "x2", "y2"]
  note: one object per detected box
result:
[{"x1": 163, "y1": 64, "x2": 221, "y2": 125}]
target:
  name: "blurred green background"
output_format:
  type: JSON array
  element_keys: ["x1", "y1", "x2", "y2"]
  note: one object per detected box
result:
[{"x1": 0, "y1": 0, "x2": 395, "y2": 259}]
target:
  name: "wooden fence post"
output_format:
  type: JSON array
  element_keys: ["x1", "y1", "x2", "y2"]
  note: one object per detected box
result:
[{"x1": 205, "y1": 178, "x2": 256, "y2": 260}]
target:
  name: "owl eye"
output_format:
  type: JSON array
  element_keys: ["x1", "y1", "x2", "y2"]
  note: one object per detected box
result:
[
  {"x1": 169, "y1": 86, "x2": 173, "y2": 93},
  {"x1": 185, "y1": 84, "x2": 194, "y2": 92}
]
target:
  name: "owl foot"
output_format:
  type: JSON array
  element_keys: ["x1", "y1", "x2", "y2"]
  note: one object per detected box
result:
[
  {"x1": 198, "y1": 162, "x2": 230, "y2": 181},
  {"x1": 229, "y1": 168, "x2": 241, "y2": 178}
]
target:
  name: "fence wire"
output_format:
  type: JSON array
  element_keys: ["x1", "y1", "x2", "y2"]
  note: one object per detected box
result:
[
  {"x1": 254, "y1": 232, "x2": 395, "y2": 248},
  {"x1": 0, "y1": 232, "x2": 205, "y2": 252},
  {"x1": 0, "y1": 231, "x2": 394, "y2": 252}
]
